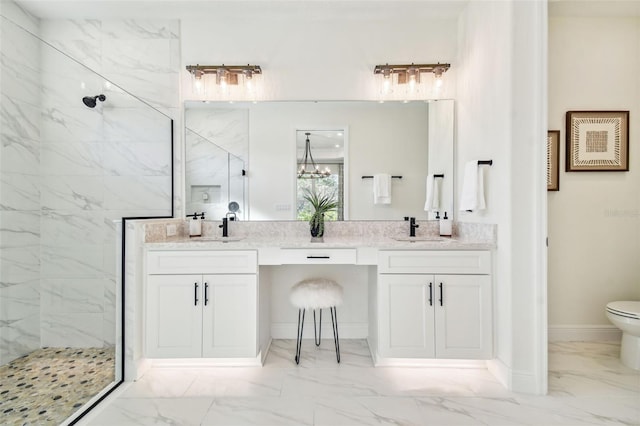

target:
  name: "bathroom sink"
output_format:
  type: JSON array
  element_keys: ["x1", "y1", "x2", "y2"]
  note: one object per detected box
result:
[
  {"x1": 190, "y1": 236, "x2": 245, "y2": 243},
  {"x1": 392, "y1": 236, "x2": 454, "y2": 243}
]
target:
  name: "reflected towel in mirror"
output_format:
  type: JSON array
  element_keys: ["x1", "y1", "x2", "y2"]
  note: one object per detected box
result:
[
  {"x1": 424, "y1": 174, "x2": 440, "y2": 212},
  {"x1": 459, "y1": 161, "x2": 486, "y2": 212},
  {"x1": 373, "y1": 173, "x2": 391, "y2": 204}
]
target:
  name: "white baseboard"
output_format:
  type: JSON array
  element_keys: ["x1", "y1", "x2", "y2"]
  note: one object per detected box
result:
[
  {"x1": 271, "y1": 322, "x2": 368, "y2": 339},
  {"x1": 150, "y1": 355, "x2": 262, "y2": 368},
  {"x1": 486, "y1": 358, "x2": 509, "y2": 389},
  {"x1": 510, "y1": 369, "x2": 540, "y2": 394},
  {"x1": 486, "y1": 358, "x2": 545, "y2": 395},
  {"x1": 548, "y1": 325, "x2": 621, "y2": 342}
]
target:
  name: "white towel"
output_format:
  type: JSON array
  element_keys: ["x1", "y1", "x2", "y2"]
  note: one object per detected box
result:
[
  {"x1": 424, "y1": 174, "x2": 440, "y2": 212},
  {"x1": 459, "y1": 161, "x2": 486, "y2": 212},
  {"x1": 373, "y1": 173, "x2": 391, "y2": 205}
]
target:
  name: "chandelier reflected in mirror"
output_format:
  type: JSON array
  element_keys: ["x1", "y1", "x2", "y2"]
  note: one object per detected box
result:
[{"x1": 297, "y1": 132, "x2": 331, "y2": 179}]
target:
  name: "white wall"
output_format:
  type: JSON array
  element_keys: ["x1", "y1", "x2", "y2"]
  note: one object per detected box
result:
[
  {"x1": 248, "y1": 102, "x2": 429, "y2": 220},
  {"x1": 548, "y1": 16, "x2": 640, "y2": 331},
  {"x1": 457, "y1": 1, "x2": 547, "y2": 393},
  {"x1": 180, "y1": 7, "x2": 458, "y2": 101}
]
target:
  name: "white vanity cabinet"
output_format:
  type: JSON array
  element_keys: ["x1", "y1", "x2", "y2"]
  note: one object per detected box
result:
[
  {"x1": 145, "y1": 250, "x2": 258, "y2": 359},
  {"x1": 377, "y1": 250, "x2": 492, "y2": 360}
]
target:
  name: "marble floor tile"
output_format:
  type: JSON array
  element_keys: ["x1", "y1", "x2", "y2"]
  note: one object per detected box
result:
[
  {"x1": 88, "y1": 397, "x2": 213, "y2": 426},
  {"x1": 201, "y1": 397, "x2": 315, "y2": 426},
  {"x1": 78, "y1": 340, "x2": 640, "y2": 426},
  {"x1": 264, "y1": 338, "x2": 373, "y2": 369},
  {"x1": 118, "y1": 367, "x2": 201, "y2": 398},
  {"x1": 313, "y1": 396, "x2": 425, "y2": 426},
  {"x1": 183, "y1": 367, "x2": 285, "y2": 397}
]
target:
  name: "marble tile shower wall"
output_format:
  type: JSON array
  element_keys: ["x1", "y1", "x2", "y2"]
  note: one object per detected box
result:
[
  {"x1": 0, "y1": 14, "x2": 179, "y2": 364},
  {"x1": 36, "y1": 19, "x2": 179, "y2": 349},
  {"x1": 0, "y1": 10, "x2": 42, "y2": 365}
]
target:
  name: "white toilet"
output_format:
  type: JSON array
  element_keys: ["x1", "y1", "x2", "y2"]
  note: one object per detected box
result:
[{"x1": 606, "y1": 301, "x2": 640, "y2": 370}]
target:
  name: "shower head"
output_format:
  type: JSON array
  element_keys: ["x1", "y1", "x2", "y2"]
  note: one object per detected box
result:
[{"x1": 82, "y1": 94, "x2": 106, "y2": 108}]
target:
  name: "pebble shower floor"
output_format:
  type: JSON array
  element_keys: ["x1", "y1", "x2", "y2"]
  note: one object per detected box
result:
[{"x1": 0, "y1": 347, "x2": 115, "y2": 425}]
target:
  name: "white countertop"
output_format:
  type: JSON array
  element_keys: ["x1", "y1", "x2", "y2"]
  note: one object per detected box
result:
[{"x1": 145, "y1": 235, "x2": 495, "y2": 251}]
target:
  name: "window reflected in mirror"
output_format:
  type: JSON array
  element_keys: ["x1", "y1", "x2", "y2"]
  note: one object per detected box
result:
[{"x1": 296, "y1": 130, "x2": 345, "y2": 221}]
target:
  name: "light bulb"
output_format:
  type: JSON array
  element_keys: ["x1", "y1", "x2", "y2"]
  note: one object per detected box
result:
[{"x1": 382, "y1": 77, "x2": 392, "y2": 94}]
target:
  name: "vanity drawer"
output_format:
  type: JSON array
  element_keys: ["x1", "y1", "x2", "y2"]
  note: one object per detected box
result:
[
  {"x1": 279, "y1": 248, "x2": 357, "y2": 265},
  {"x1": 147, "y1": 250, "x2": 257, "y2": 274},
  {"x1": 378, "y1": 250, "x2": 490, "y2": 274}
]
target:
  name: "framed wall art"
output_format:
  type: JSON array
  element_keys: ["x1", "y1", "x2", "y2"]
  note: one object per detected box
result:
[
  {"x1": 566, "y1": 111, "x2": 629, "y2": 171},
  {"x1": 547, "y1": 130, "x2": 560, "y2": 191}
]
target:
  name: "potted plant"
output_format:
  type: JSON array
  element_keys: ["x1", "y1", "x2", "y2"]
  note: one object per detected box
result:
[{"x1": 303, "y1": 188, "x2": 338, "y2": 242}]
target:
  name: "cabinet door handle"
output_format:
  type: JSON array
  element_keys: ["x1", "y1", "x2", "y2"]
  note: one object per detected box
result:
[
  {"x1": 194, "y1": 282, "x2": 199, "y2": 306},
  {"x1": 428, "y1": 282, "x2": 433, "y2": 306},
  {"x1": 439, "y1": 282, "x2": 443, "y2": 306},
  {"x1": 306, "y1": 255, "x2": 330, "y2": 259},
  {"x1": 204, "y1": 282, "x2": 209, "y2": 306}
]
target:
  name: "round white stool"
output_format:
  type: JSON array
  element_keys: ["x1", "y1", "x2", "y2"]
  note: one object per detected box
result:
[{"x1": 290, "y1": 278, "x2": 343, "y2": 364}]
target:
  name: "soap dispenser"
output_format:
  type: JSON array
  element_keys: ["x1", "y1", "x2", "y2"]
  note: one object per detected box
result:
[
  {"x1": 189, "y1": 213, "x2": 202, "y2": 237},
  {"x1": 439, "y1": 211, "x2": 452, "y2": 237}
]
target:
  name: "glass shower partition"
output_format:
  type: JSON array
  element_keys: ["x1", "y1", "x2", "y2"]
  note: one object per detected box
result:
[
  {"x1": 0, "y1": 15, "x2": 173, "y2": 425},
  {"x1": 185, "y1": 128, "x2": 246, "y2": 222}
]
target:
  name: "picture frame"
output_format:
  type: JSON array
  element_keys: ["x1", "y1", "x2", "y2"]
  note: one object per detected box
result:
[
  {"x1": 566, "y1": 111, "x2": 629, "y2": 171},
  {"x1": 547, "y1": 130, "x2": 560, "y2": 191}
]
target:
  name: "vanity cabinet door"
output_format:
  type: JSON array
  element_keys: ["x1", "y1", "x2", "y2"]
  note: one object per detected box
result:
[
  {"x1": 146, "y1": 275, "x2": 203, "y2": 358},
  {"x1": 202, "y1": 274, "x2": 257, "y2": 358},
  {"x1": 378, "y1": 274, "x2": 435, "y2": 358},
  {"x1": 434, "y1": 274, "x2": 492, "y2": 359}
]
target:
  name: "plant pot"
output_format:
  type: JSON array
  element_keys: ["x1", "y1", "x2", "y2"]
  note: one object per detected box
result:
[{"x1": 309, "y1": 212, "x2": 325, "y2": 241}]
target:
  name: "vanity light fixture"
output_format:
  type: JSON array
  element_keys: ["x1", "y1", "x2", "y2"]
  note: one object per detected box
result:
[
  {"x1": 298, "y1": 133, "x2": 331, "y2": 179},
  {"x1": 186, "y1": 64, "x2": 262, "y2": 100},
  {"x1": 374, "y1": 62, "x2": 450, "y2": 100}
]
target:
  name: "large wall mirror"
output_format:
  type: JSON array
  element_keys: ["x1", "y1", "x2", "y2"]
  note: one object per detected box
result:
[{"x1": 184, "y1": 100, "x2": 454, "y2": 221}]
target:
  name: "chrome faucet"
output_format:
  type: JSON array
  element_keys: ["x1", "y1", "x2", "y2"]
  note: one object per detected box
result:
[
  {"x1": 409, "y1": 217, "x2": 419, "y2": 237},
  {"x1": 219, "y1": 217, "x2": 228, "y2": 237}
]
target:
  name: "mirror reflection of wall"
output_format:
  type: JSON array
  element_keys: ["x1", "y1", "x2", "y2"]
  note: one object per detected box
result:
[
  {"x1": 184, "y1": 106, "x2": 248, "y2": 220},
  {"x1": 296, "y1": 130, "x2": 346, "y2": 221},
  {"x1": 183, "y1": 100, "x2": 454, "y2": 221}
]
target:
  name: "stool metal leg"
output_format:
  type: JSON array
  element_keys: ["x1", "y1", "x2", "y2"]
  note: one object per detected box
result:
[
  {"x1": 313, "y1": 309, "x2": 322, "y2": 346},
  {"x1": 295, "y1": 308, "x2": 305, "y2": 365},
  {"x1": 330, "y1": 306, "x2": 340, "y2": 363}
]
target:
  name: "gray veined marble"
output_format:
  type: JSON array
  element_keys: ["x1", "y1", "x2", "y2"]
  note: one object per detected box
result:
[
  {"x1": 103, "y1": 176, "x2": 172, "y2": 211},
  {"x1": 0, "y1": 172, "x2": 41, "y2": 211},
  {"x1": 0, "y1": 94, "x2": 41, "y2": 140},
  {"x1": 41, "y1": 210, "x2": 107, "y2": 245},
  {"x1": 0, "y1": 280, "x2": 40, "y2": 321},
  {"x1": 46, "y1": 38, "x2": 103, "y2": 73},
  {"x1": 0, "y1": 134, "x2": 40, "y2": 173},
  {"x1": 40, "y1": 142, "x2": 104, "y2": 177},
  {"x1": 40, "y1": 107, "x2": 105, "y2": 144},
  {"x1": 40, "y1": 278, "x2": 107, "y2": 314},
  {"x1": 41, "y1": 312, "x2": 105, "y2": 347},
  {"x1": 40, "y1": 243, "x2": 105, "y2": 278},
  {"x1": 102, "y1": 142, "x2": 171, "y2": 177},
  {"x1": 0, "y1": 52, "x2": 41, "y2": 104},
  {"x1": 103, "y1": 39, "x2": 175, "y2": 74},
  {"x1": 40, "y1": 19, "x2": 103, "y2": 42},
  {"x1": 40, "y1": 176, "x2": 105, "y2": 211},
  {"x1": 0, "y1": 246, "x2": 40, "y2": 282},
  {"x1": 103, "y1": 107, "x2": 172, "y2": 143},
  {"x1": 0, "y1": 210, "x2": 40, "y2": 246},
  {"x1": 103, "y1": 71, "x2": 179, "y2": 110},
  {"x1": 102, "y1": 20, "x2": 180, "y2": 39}
]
